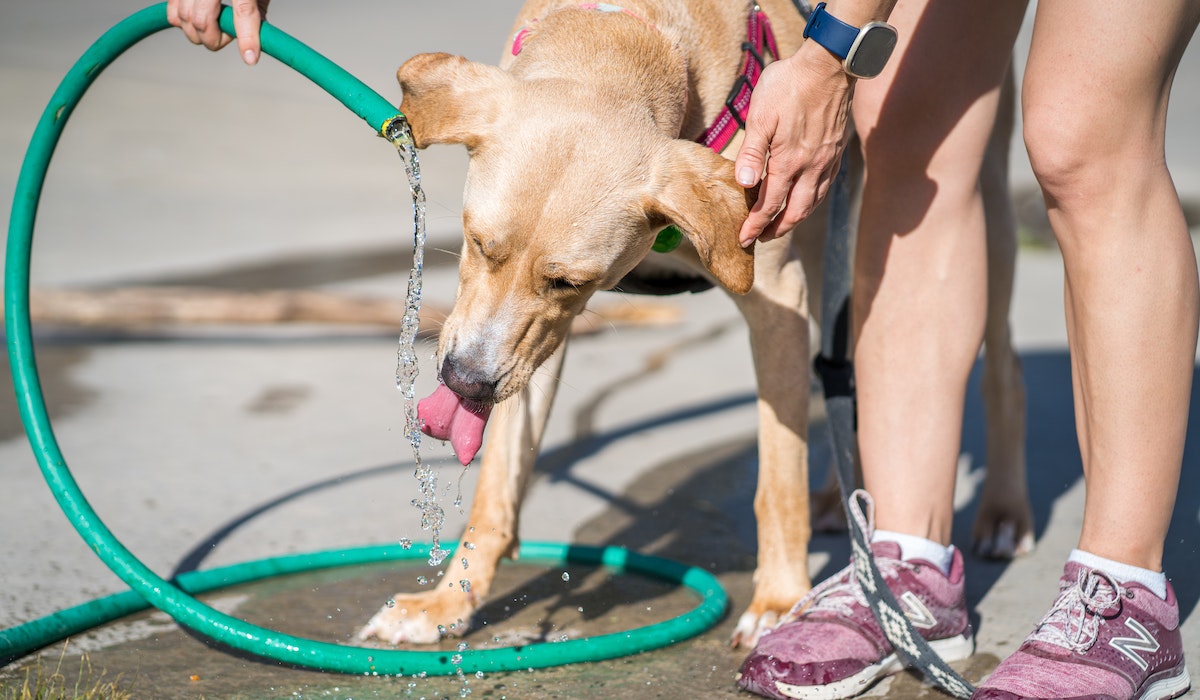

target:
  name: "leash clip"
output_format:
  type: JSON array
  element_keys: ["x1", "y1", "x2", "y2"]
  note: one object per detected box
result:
[{"x1": 813, "y1": 354, "x2": 854, "y2": 399}]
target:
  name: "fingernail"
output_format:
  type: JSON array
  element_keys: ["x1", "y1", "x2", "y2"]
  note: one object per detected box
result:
[
  {"x1": 737, "y1": 167, "x2": 756, "y2": 187},
  {"x1": 740, "y1": 236, "x2": 754, "y2": 249},
  {"x1": 243, "y1": 49, "x2": 258, "y2": 65}
]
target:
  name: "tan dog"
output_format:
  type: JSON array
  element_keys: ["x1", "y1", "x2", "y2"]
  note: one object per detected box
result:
[{"x1": 359, "y1": 0, "x2": 1032, "y2": 649}]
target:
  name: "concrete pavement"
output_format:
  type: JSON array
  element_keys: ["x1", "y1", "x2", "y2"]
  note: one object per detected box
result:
[{"x1": 2, "y1": 2, "x2": 1199, "y2": 698}]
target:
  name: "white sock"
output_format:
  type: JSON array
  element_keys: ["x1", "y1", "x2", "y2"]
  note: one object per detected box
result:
[
  {"x1": 1069, "y1": 549, "x2": 1168, "y2": 600},
  {"x1": 872, "y1": 529, "x2": 955, "y2": 576}
]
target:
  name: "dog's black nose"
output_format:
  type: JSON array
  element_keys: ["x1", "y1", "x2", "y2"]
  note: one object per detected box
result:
[{"x1": 439, "y1": 357, "x2": 497, "y2": 403}]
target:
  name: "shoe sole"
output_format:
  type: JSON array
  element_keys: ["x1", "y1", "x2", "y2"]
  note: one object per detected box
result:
[
  {"x1": 771, "y1": 632, "x2": 976, "y2": 700},
  {"x1": 1136, "y1": 660, "x2": 1190, "y2": 700}
]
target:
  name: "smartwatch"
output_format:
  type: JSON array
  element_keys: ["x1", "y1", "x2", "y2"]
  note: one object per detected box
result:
[{"x1": 802, "y1": 2, "x2": 898, "y2": 79}]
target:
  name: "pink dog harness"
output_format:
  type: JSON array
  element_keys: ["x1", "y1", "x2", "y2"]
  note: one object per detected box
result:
[
  {"x1": 700, "y1": 6, "x2": 778, "y2": 154},
  {"x1": 511, "y1": 3, "x2": 778, "y2": 155},
  {"x1": 511, "y1": 3, "x2": 777, "y2": 253}
]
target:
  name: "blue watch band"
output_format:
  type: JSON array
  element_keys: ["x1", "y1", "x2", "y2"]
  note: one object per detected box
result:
[{"x1": 802, "y1": 2, "x2": 858, "y2": 60}]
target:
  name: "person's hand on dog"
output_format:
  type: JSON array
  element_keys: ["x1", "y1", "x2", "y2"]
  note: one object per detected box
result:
[
  {"x1": 735, "y1": 43, "x2": 854, "y2": 248},
  {"x1": 168, "y1": 0, "x2": 270, "y2": 65}
]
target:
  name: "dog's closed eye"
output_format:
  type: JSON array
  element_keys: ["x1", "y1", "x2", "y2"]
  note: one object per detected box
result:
[
  {"x1": 542, "y1": 261, "x2": 596, "y2": 295},
  {"x1": 544, "y1": 276, "x2": 587, "y2": 294}
]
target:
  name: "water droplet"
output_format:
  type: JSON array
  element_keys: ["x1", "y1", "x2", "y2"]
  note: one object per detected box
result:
[
  {"x1": 417, "y1": 575, "x2": 428, "y2": 586},
  {"x1": 475, "y1": 671, "x2": 485, "y2": 679},
  {"x1": 457, "y1": 641, "x2": 469, "y2": 651},
  {"x1": 464, "y1": 541, "x2": 476, "y2": 550},
  {"x1": 399, "y1": 537, "x2": 413, "y2": 550},
  {"x1": 450, "y1": 653, "x2": 463, "y2": 665},
  {"x1": 386, "y1": 599, "x2": 396, "y2": 608},
  {"x1": 461, "y1": 557, "x2": 469, "y2": 569},
  {"x1": 559, "y1": 634, "x2": 569, "y2": 642},
  {"x1": 561, "y1": 572, "x2": 570, "y2": 582},
  {"x1": 460, "y1": 579, "x2": 472, "y2": 592}
]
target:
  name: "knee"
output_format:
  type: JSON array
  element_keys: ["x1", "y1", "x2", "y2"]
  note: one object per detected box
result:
[
  {"x1": 1022, "y1": 106, "x2": 1093, "y2": 203},
  {"x1": 1022, "y1": 97, "x2": 1146, "y2": 212}
]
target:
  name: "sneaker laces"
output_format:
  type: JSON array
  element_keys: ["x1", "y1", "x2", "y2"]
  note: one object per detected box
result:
[
  {"x1": 1028, "y1": 567, "x2": 1123, "y2": 653},
  {"x1": 778, "y1": 490, "x2": 913, "y2": 624}
]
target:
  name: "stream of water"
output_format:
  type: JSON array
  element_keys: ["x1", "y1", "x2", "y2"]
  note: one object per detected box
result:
[{"x1": 386, "y1": 116, "x2": 449, "y2": 568}]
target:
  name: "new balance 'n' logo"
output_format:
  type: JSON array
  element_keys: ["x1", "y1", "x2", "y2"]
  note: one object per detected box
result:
[{"x1": 1109, "y1": 618, "x2": 1159, "y2": 670}]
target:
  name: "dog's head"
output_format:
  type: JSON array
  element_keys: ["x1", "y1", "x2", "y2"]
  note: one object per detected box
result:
[{"x1": 399, "y1": 51, "x2": 754, "y2": 406}]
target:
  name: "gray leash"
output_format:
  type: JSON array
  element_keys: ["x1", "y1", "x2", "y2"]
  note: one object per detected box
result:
[{"x1": 813, "y1": 152, "x2": 976, "y2": 698}]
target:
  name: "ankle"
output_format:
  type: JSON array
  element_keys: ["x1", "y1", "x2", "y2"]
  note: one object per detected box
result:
[
  {"x1": 1068, "y1": 549, "x2": 1168, "y2": 599},
  {"x1": 872, "y1": 529, "x2": 955, "y2": 576}
]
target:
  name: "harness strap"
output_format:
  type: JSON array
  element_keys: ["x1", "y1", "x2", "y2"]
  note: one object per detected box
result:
[
  {"x1": 699, "y1": 6, "x2": 779, "y2": 154},
  {"x1": 654, "y1": 6, "x2": 780, "y2": 253}
]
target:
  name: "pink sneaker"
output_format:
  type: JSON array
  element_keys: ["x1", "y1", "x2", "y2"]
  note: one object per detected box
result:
[
  {"x1": 973, "y1": 562, "x2": 1191, "y2": 700},
  {"x1": 737, "y1": 542, "x2": 975, "y2": 700}
]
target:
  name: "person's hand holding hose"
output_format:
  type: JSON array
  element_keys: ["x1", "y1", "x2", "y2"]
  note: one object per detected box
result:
[{"x1": 168, "y1": 0, "x2": 271, "y2": 65}]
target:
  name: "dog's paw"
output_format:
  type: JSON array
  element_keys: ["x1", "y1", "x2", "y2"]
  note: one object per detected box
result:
[
  {"x1": 973, "y1": 520, "x2": 1035, "y2": 559},
  {"x1": 356, "y1": 593, "x2": 476, "y2": 646},
  {"x1": 730, "y1": 608, "x2": 781, "y2": 649},
  {"x1": 972, "y1": 494, "x2": 1035, "y2": 559}
]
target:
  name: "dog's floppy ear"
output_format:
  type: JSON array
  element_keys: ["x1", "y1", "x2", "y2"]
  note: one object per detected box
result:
[
  {"x1": 397, "y1": 53, "x2": 514, "y2": 150},
  {"x1": 647, "y1": 140, "x2": 757, "y2": 295}
]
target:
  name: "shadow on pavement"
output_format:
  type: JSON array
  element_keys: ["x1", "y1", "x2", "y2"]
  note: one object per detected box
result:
[{"x1": 159, "y1": 347, "x2": 1200, "y2": 645}]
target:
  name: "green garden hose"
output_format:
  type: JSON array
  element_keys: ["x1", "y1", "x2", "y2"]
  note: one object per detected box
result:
[{"x1": 3, "y1": 2, "x2": 727, "y2": 675}]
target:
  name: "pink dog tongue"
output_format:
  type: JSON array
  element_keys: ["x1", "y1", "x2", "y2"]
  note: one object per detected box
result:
[{"x1": 417, "y1": 383, "x2": 492, "y2": 465}]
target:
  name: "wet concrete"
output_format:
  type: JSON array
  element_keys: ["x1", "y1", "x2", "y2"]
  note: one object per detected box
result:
[{"x1": 0, "y1": 426, "x2": 997, "y2": 700}]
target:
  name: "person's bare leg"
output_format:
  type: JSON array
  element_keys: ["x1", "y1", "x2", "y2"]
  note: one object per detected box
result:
[
  {"x1": 1023, "y1": 0, "x2": 1200, "y2": 573},
  {"x1": 737, "y1": 4, "x2": 1028, "y2": 696},
  {"x1": 851, "y1": 0, "x2": 1026, "y2": 545},
  {"x1": 974, "y1": 7, "x2": 1198, "y2": 697}
]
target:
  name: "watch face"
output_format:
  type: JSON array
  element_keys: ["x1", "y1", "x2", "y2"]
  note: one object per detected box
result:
[{"x1": 847, "y1": 24, "x2": 897, "y2": 78}]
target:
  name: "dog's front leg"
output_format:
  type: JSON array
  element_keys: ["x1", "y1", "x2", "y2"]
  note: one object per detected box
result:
[
  {"x1": 730, "y1": 241, "x2": 814, "y2": 648},
  {"x1": 358, "y1": 344, "x2": 567, "y2": 645},
  {"x1": 973, "y1": 67, "x2": 1034, "y2": 559}
]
